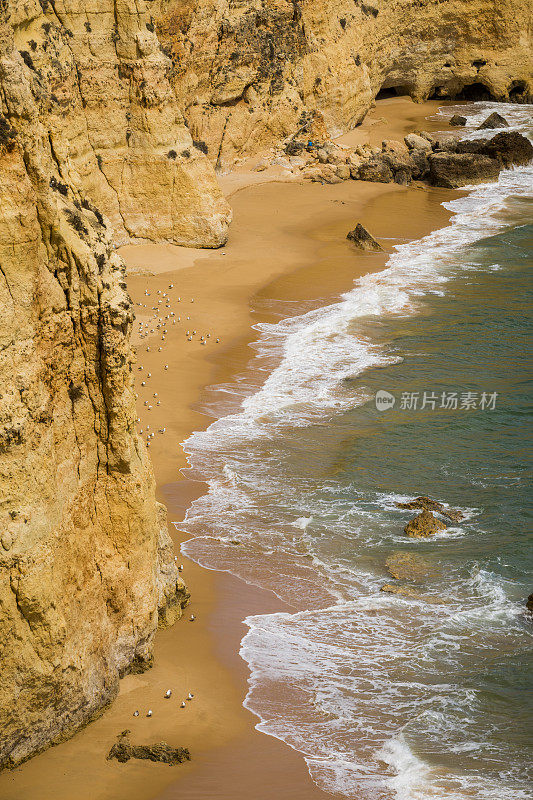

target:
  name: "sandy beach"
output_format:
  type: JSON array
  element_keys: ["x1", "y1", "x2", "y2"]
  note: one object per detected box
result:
[{"x1": 0, "y1": 98, "x2": 458, "y2": 800}]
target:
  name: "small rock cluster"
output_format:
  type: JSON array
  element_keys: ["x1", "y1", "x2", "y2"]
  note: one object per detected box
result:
[{"x1": 261, "y1": 113, "x2": 532, "y2": 190}]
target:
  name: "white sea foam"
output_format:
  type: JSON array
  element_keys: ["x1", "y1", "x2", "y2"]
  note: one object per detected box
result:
[{"x1": 181, "y1": 102, "x2": 533, "y2": 799}]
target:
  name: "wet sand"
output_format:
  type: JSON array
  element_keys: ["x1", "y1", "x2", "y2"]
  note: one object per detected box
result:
[{"x1": 0, "y1": 98, "x2": 458, "y2": 800}]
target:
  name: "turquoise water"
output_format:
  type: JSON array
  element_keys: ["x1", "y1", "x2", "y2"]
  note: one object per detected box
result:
[{"x1": 181, "y1": 104, "x2": 533, "y2": 799}]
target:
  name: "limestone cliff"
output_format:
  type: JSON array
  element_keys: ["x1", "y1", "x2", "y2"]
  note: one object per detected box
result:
[
  {"x1": 0, "y1": 0, "x2": 204, "y2": 769},
  {"x1": 7, "y1": 0, "x2": 231, "y2": 246},
  {"x1": 158, "y1": 0, "x2": 533, "y2": 166}
]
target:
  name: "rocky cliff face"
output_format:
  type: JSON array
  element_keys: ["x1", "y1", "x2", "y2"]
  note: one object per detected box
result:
[
  {"x1": 6, "y1": 0, "x2": 231, "y2": 246},
  {"x1": 0, "y1": 0, "x2": 205, "y2": 769},
  {"x1": 158, "y1": 0, "x2": 532, "y2": 166}
]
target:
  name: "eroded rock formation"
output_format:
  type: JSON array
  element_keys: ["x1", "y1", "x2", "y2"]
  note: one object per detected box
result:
[
  {"x1": 158, "y1": 0, "x2": 533, "y2": 166},
  {"x1": 0, "y1": 0, "x2": 205, "y2": 770},
  {"x1": 5, "y1": 0, "x2": 230, "y2": 246}
]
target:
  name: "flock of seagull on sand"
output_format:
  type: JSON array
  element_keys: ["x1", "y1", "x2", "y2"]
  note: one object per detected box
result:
[
  {"x1": 132, "y1": 284, "x2": 220, "y2": 448},
  {"x1": 133, "y1": 691, "x2": 195, "y2": 719},
  {"x1": 130, "y1": 282, "x2": 205, "y2": 719}
]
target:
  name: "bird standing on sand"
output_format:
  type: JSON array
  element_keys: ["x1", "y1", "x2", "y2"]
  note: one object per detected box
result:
[
  {"x1": 133, "y1": 710, "x2": 139, "y2": 717},
  {"x1": 165, "y1": 690, "x2": 172, "y2": 698},
  {"x1": 190, "y1": 614, "x2": 195, "y2": 621},
  {"x1": 178, "y1": 564, "x2": 184, "y2": 572},
  {"x1": 187, "y1": 693, "x2": 194, "y2": 701},
  {"x1": 147, "y1": 710, "x2": 153, "y2": 717},
  {"x1": 180, "y1": 702, "x2": 186, "y2": 708}
]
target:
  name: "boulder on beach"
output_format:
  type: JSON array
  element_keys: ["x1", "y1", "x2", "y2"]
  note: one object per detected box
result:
[
  {"x1": 404, "y1": 133, "x2": 432, "y2": 152},
  {"x1": 107, "y1": 731, "x2": 190, "y2": 766},
  {"x1": 449, "y1": 114, "x2": 467, "y2": 126},
  {"x1": 404, "y1": 510, "x2": 447, "y2": 538},
  {"x1": 478, "y1": 112, "x2": 509, "y2": 130},
  {"x1": 396, "y1": 496, "x2": 463, "y2": 522},
  {"x1": 428, "y1": 152, "x2": 501, "y2": 188},
  {"x1": 457, "y1": 131, "x2": 533, "y2": 168},
  {"x1": 346, "y1": 223, "x2": 383, "y2": 251},
  {"x1": 357, "y1": 158, "x2": 394, "y2": 183}
]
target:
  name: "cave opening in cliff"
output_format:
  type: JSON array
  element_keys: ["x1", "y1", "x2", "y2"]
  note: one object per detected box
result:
[
  {"x1": 452, "y1": 82, "x2": 497, "y2": 101},
  {"x1": 508, "y1": 80, "x2": 529, "y2": 101},
  {"x1": 375, "y1": 85, "x2": 411, "y2": 100}
]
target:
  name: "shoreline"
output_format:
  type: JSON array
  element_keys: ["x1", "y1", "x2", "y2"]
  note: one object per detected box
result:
[{"x1": 0, "y1": 98, "x2": 458, "y2": 800}]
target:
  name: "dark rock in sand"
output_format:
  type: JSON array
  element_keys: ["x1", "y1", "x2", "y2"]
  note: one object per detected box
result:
[
  {"x1": 357, "y1": 158, "x2": 394, "y2": 183},
  {"x1": 428, "y1": 152, "x2": 501, "y2": 188},
  {"x1": 409, "y1": 148, "x2": 431, "y2": 179},
  {"x1": 396, "y1": 496, "x2": 463, "y2": 522},
  {"x1": 347, "y1": 223, "x2": 383, "y2": 251},
  {"x1": 380, "y1": 151, "x2": 416, "y2": 183},
  {"x1": 526, "y1": 593, "x2": 533, "y2": 614},
  {"x1": 478, "y1": 111, "x2": 509, "y2": 130},
  {"x1": 449, "y1": 114, "x2": 467, "y2": 126},
  {"x1": 457, "y1": 131, "x2": 533, "y2": 168},
  {"x1": 404, "y1": 510, "x2": 447, "y2": 538},
  {"x1": 108, "y1": 730, "x2": 190, "y2": 766},
  {"x1": 394, "y1": 168, "x2": 411, "y2": 185}
]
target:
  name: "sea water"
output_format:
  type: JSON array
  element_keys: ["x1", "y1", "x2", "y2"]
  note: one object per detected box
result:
[{"x1": 180, "y1": 103, "x2": 533, "y2": 799}]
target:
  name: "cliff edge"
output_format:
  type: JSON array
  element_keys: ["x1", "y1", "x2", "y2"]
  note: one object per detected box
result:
[{"x1": 0, "y1": 0, "x2": 219, "y2": 769}]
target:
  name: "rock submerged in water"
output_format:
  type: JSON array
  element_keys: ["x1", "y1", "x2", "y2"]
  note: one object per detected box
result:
[
  {"x1": 386, "y1": 552, "x2": 439, "y2": 582},
  {"x1": 107, "y1": 731, "x2": 190, "y2": 766},
  {"x1": 380, "y1": 583, "x2": 422, "y2": 598},
  {"x1": 478, "y1": 112, "x2": 509, "y2": 130},
  {"x1": 526, "y1": 593, "x2": 533, "y2": 615},
  {"x1": 449, "y1": 114, "x2": 467, "y2": 126},
  {"x1": 404, "y1": 510, "x2": 447, "y2": 538},
  {"x1": 396, "y1": 496, "x2": 463, "y2": 522},
  {"x1": 347, "y1": 223, "x2": 383, "y2": 251}
]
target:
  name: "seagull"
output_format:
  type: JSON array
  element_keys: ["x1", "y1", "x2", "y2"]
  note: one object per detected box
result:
[
  {"x1": 165, "y1": 689, "x2": 172, "y2": 698},
  {"x1": 133, "y1": 710, "x2": 139, "y2": 717},
  {"x1": 191, "y1": 298, "x2": 194, "y2": 303},
  {"x1": 169, "y1": 284, "x2": 174, "y2": 288},
  {"x1": 146, "y1": 347, "x2": 150, "y2": 352},
  {"x1": 174, "y1": 556, "x2": 178, "y2": 561},
  {"x1": 216, "y1": 338, "x2": 220, "y2": 343},
  {"x1": 164, "y1": 365, "x2": 169, "y2": 370},
  {"x1": 187, "y1": 337, "x2": 192, "y2": 341},
  {"x1": 190, "y1": 614, "x2": 195, "y2": 622},
  {"x1": 141, "y1": 381, "x2": 146, "y2": 386},
  {"x1": 180, "y1": 701, "x2": 186, "y2": 708},
  {"x1": 178, "y1": 564, "x2": 184, "y2": 571},
  {"x1": 147, "y1": 710, "x2": 153, "y2": 717},
  {"x1": 187, "y1": 693, "x2": 194, "y2": 701}
]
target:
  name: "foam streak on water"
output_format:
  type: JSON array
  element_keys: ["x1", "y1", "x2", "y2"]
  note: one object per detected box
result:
[{"x1": 180, "y1": 103, "x2": 533, "y2": 799}]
